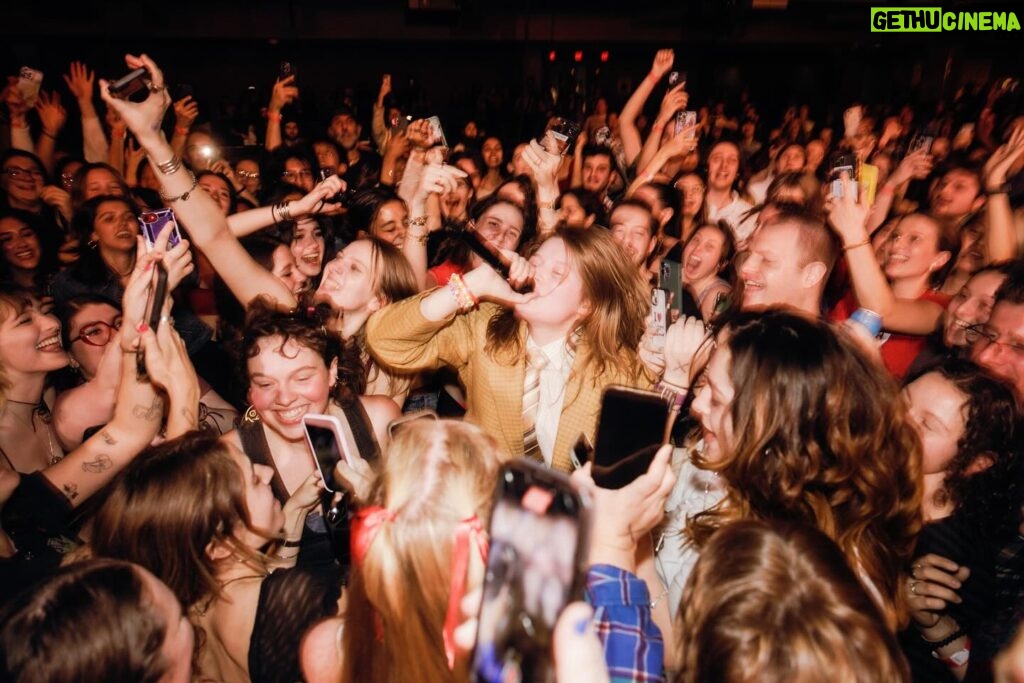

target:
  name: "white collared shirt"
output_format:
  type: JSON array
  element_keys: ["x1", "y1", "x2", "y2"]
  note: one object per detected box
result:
[
  {"x1": 707, "y1": 190, "x2": 757, "y2": 242},
  {"x1": 527, "y1": 335, "x2": 574, "y2": 467}
]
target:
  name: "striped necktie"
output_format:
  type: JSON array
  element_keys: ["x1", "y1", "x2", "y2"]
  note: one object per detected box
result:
[{"x1": 522, "y1": 347, "x2": 548, "y2": 462}]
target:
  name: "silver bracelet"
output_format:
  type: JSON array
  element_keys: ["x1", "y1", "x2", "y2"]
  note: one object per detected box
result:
[
  {"x1": 158, "y1": 172, "x2": 199, "y2": 203},
  {"x1": 154, "y1": 154, "x2": 182, "y2": 176}
]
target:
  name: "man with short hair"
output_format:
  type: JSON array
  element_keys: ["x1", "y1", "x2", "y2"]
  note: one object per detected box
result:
[
  {"x1": 739, "y1": 209, "x2": 839, "y2": 316},
  {"x1": 328, "y1": 106, "x2": 382, "y2": 191},
  {"x1": 609, "y1": 199, "x2": 659, "y2": 275},
  {"x1": 971, "y1": 266, "x2": 1024, "y2": 399},
  {"x1": 577, "y1": 144, "x2": 619, "y2": 209}
]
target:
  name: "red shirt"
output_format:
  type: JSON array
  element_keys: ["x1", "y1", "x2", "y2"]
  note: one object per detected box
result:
[{"x1": 830, "y1": 289, "x2": 951, "y2": 380}]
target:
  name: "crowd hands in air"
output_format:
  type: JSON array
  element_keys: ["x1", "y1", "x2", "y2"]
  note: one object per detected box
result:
[{"x1": 1, "y1": 46, "x2": 1024, "y2": 682}]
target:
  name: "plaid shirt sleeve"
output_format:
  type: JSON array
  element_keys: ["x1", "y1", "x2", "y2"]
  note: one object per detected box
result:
[{"x1": 585, "y1": 564, "x2": 666, "y2": 683}]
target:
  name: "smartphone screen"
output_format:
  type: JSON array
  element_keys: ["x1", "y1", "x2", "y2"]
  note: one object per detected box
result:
[
  {"x1": 591, "y1": 386, "x2": 670, "y2": 490},
  {"x1": 138, "y1": 209, "x2": 183, "y2": 251},
  {"x1": 827, "y1": 152, "x2": 858, "y2": 200},
  {"x1": 304, "y1": 421, "x2": 346, "y2": 493},
  {"x1": 541, "y1": 117, "x2": 580, "y2": 156},
  {"x1": 472, "y1": 460, "x2": 587, "y2": 683}
]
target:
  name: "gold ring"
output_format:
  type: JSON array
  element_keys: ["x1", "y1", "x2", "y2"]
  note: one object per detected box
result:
[
  {"x1": 910, "y1": 580, "x2": 918, "y2": 595},
  {"x1": 148, "y1": 84, "x2": 166, "y2": 93}
]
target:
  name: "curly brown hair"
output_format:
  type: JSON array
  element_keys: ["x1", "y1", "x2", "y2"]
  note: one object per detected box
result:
[
  {"x1": 241, "y1": 296, "x2": 365, "y2": 400},
  {"x1": 687, "y1": 309, "x2": 923, "y2": 630},
  {"x1": 907, "y1": 359, "x2": 1021, "y2": 543}
]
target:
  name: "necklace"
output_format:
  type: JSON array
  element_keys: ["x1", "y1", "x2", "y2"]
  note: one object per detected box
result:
[{"x1": 1, "y1": 400, "x2": 64, "y2": 466}]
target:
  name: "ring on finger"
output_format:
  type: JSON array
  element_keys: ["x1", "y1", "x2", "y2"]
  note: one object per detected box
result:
[
  {"x1": 148, "y1": 84, "x2": 166, "y2": 93},
  {"x1": 909, "y1": 580, "x2": 919, "y2": 595}
]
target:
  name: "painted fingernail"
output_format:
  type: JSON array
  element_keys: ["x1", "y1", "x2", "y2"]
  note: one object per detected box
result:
[
  {"x1": 137, "y1": 322, "x2": 148, "y2": 333},
  {"x1": 143, "y1": 261, "x2": 152, "y2": 271},
  {"x1": 573, "y1": 616, "x2": 591, "y2": 635}
]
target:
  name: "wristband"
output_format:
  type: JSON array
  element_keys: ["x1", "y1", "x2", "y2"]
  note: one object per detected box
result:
[
  {"x1": 9, "y1": 119, "x2": 27, "y2": 129},
  {"x1": 879, "y1": 184, "x2": 895, "y2": 197},
  {"x1": 448, "y1": 273, "x2": 478, "y2": 311},
  {"x1": 174, "y1": 126, "x2": 190, "y2": 136},
  {"x1": 986, "y1": 182, "x2": 1011, "y2": 196},
  {"x1": 268, "y1": 112, "x2": 283, "y2": 123},
  {"x1": 40, "y1": 129, "x2": 58, "y2": 140},
  {"x1": 843, "y1": 239, "x2": 871, "y2": 252},
  {"x1": 281, "y1": 538, "x2": 302, "y2": 548},
  {"x1": 408, "y1": 232, "x2": 430, "y2": 246}
]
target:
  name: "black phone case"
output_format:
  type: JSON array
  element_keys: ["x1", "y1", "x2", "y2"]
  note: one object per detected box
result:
[{"x1": 591, "y1": 386, "x2": 670, "y2": 489}]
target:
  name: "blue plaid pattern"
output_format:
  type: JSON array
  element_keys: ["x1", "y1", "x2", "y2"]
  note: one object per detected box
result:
[{"x1": 586, "y1": 564, "x2": 665, "y2": 683}]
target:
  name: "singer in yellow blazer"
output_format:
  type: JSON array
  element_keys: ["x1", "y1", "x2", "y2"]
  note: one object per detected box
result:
[{"x1": 366, "y1": 228, "x2": 654, "y2": 472}]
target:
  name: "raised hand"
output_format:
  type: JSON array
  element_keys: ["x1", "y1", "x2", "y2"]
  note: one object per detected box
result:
[
  {"x1": 98, "y1": 54, "x2": 172, "y2": 147},
  {"x1": 827, "y1": 173, "x2": 872, "y2": 245},
  {"x1": 173, "y1": 95, "x2": 199, "y2": 130},
  {"x1": 984, "y1": 124, "x2": 1024, "y2": 190},
  {"x1": 650, "y1": 49, "x2": 675, "y2": 80},
  {"x1": 35, "y1": 91, "x2": 67, "y2": 137},
  {"x1": 62, "y1": 61, "x2": 95, "y2": 105},
  {"x1": 656, "y1": 84, "x2": 689, "y2": 125},
  {"x1": 269, "y1": 74, "x2": 298, "y2": 114}
]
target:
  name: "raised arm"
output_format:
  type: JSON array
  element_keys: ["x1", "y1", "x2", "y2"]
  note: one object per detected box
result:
[
  {"x1": 265, "y1": 75, "x2": 297, "y2": 152},
  {"x1": 170, "y1": 95, "x2": 198, "y2": 159},
  {"x1": 521, "y1": 139, "x2": 563, "y2": 239},
  {"x1": 982, "y1": 124, "x2": 1024, "y2": 263},
  {"x1": 403, "y1": 162, "x2": 466, "y2": 290},
  {"x1": 226, "y1": 175, "x2": 345, "y2": 238},
  {"x1": 867, "y1": 149, "x2": 933, "y2": 233},
  {"x1": 100, "y1": 53, "x2": 297, "y2": 310},
  {"x1": 619, "y1": 49, "x2": 674, "y2": 168},
  {"x1": 62, "y1": 61, "x2": 109, "y2": 163},
  {"x1": 635, "y1": 84, "x2": 688, "y2": 176},
  {"x1": 33, "y1": 91, "x2": 66, "y2": 173},
  {"x1": 829, "y1": 177, "x2": 943, "y2": 334}
]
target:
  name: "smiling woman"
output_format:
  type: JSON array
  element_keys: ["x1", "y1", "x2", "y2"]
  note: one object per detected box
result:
[{"x1": 0, "y1": 288, "x2": 69, "y2": 473}]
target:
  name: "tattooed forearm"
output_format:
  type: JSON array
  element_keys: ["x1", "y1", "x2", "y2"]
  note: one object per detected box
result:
[
  {"x1": 132, "y1": 396, "x2": 164, "y2": 422},
  {"x1": 81, "y1": 454, "x2": 113, "y2": 474},
  {"x1": 99, "y1": 429, "x2": 117, "y2": 445},
  {"x1": 62, "y1": 482, "x2": 79, "y2": 501}
]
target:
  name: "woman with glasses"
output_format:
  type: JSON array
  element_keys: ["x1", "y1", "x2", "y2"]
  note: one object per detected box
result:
[
  {"x1": 0, "y1": 150, "x2": 71, "y2": 248},
  {"x1": 51, "y1": 293, "x2": 237, "y2": 449}
]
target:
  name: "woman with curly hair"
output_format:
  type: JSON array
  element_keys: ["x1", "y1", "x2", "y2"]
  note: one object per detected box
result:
[
  {"x1": 686, "y1": 309, "x2": 923, "y2": 630},
  {"x1": 900, "y1": 359, "x2": 1021, "y2": 680},
  {"x1": 675, "y1": 520, "x2": 910, "y2": 683}
]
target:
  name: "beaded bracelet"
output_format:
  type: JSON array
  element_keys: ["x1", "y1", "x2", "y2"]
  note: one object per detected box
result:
[
  {"x1": 448, "y1": 273, "x2": 477, "y2": 311},
  {"x1": 159, "y1": 172, "x2": 199, "y2": 203},
  {"x1": 409, "y1": 215, "x2": 428, "y2": 228}
]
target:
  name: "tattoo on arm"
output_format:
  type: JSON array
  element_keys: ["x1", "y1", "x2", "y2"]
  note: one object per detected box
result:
[
  {"x1": 81, "y1": 454, "x2": 113, "y2": 474},
  {"x1": 99, "y1": 430, "x2": 117, "y2": 445},
  {"x1": 62, "y1": 482, "x2": 79, "y2": 501},
  {"x1": 132, "y1": 396, "x2": 164, "y2": 422}
]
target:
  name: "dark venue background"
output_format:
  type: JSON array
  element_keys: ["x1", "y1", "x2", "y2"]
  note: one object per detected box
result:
[{"x1": 3, "y1": 0, "x2": 1022, "y2": 145}]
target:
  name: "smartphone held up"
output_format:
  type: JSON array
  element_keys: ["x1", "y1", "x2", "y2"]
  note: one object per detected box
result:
[{"x1": 471, "y1": 459, "x2": 589, "y2": 683}]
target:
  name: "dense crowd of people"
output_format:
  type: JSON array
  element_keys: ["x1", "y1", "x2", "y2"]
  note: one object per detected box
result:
[{"x1": 1, "y1": 44, "x2": 1023, "y2": 682}]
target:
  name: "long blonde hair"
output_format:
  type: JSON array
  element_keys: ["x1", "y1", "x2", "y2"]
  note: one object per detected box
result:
[{"x1": 341, "y1": 420, "x2": 510, "y2": 683}]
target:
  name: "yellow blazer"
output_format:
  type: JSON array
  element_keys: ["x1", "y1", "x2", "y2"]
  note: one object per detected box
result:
[{"x1": 366, "y1": 291, "x2": 654, "y2": 472}]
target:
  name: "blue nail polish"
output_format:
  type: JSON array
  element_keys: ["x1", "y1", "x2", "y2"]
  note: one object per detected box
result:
[{"x1": 574, "y1": 617, "x2": 590, "y2": 635}]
